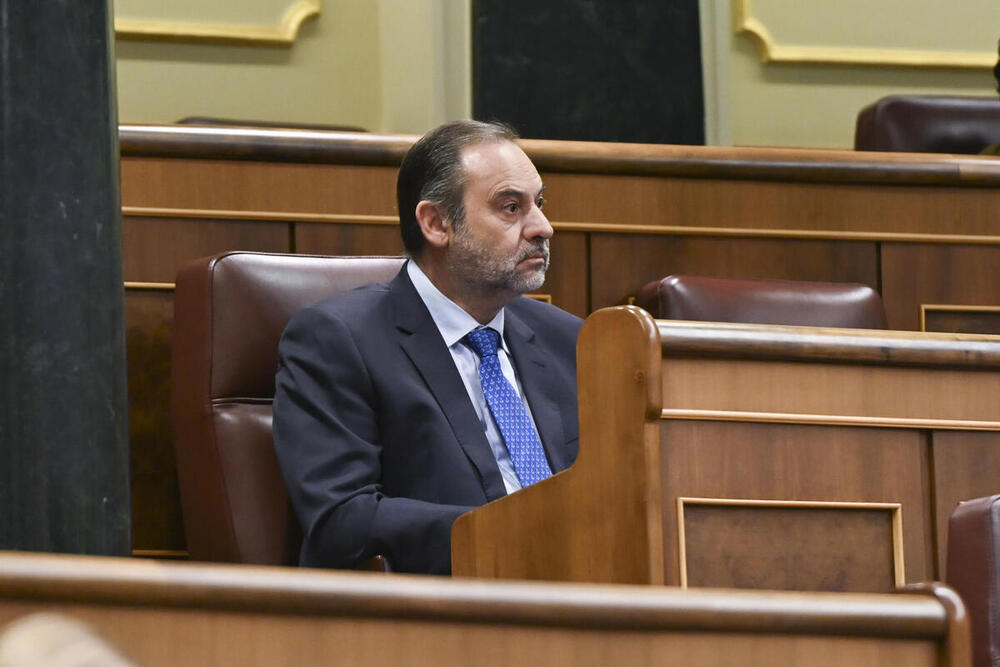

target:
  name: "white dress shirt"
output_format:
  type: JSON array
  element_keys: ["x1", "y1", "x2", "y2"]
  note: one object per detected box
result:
[{"x1": 407, "y1": 260, "x2": 542, "y2": 494}]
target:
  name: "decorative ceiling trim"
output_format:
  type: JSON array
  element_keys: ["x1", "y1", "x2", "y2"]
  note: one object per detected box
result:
[
  {"x1": 115, "y1": 0, "x2": 320, "y2": 47},
  {"x1": 734, "y1": 0, "x2": 994, "y2": 69}
]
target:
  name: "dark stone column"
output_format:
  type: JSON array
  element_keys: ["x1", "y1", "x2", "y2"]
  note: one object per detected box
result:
[
  {"x1": 0, "y1": 1, "x2": 130, "y2": 554},
  {"x1": 473, "y1": 0, "x2": 705, "y2": 144}
]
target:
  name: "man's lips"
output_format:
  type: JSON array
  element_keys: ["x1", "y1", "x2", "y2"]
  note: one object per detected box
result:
[{"x1": 519, "y1": 245, "x2": 549, "y2": 264}]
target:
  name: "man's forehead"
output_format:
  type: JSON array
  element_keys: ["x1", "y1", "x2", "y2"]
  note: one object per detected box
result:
[{"x1": 459, "y1": 140, "x2": 542, "y2": 192}]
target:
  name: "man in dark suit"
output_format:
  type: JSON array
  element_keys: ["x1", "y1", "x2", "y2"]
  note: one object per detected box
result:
[{"x1": 273, "y1": 120, "x2": 582, "y2": 575}]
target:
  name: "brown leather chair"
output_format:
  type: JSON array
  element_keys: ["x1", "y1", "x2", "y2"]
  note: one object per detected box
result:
[
  {"x1": 854, "y1": 95, "x2": 1000, "y2": 154},
  {"x1": 947, "y1": 495, "x2": 1000, "y2": 667},
  {"x1": 171, "y1": 251, "x2": 405, "y2": 565},
  {"x1": 635, "y1": 275, "x2": 888, "y2": 329}
]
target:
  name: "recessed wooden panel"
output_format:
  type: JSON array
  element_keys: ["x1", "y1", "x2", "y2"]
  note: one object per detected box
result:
[
  {"x1": 661, "y1": 357, "x2": 1000, "y2": 425},
  {"x1": 589, "y1": 234, "x2": 877, "y2": 310},
  {"x1": 882, "y1": 243, "x2": 1000, "y2": 331},
  {"x1": 680, "y1": 500, "x2": 899, "y2": 592},
  {"x1": 540, "y1": 172, "x2": 1000, "y2": 237},
  {"x1": 930, "y1": 430, "x2": 1000, "y2": 575},
  {"x1": 293, "y1": 221, "x2": 404, "y2": 256},
  {"x1": 122, "y1": 216, "x2": 289, "y2": 282},
  {"x1": 121, "y1": 158, "x2": 399, "y2": 215},
  {"x1": 125, "y1": 288, "x2": 185, "y2": 554},
  {"x1": 922, "y1": 306, "x2": 1000, "y2": 335},
  {"x1": 541, "y1": 231, "x2": 588, "y2": 317},
  {"x1": 658, "y1": 420, "x2": 933, "y2": 585}
]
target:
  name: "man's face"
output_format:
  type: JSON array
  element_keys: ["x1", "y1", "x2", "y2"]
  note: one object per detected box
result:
[{"x1": 444, "y1": 140, "x2": 553, "y2": 299}]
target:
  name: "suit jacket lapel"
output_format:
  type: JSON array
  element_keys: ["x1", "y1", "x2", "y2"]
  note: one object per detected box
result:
[
  {"x1": 389, "y1": 268, "x2": 507, "y2": 502},
  {"x1": 504, "y1": 308, "x2": 571, "y2": 473}
]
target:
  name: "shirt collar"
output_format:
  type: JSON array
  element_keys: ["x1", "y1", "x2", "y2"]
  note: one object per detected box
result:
[{"x1": 407, "y1": 259, "x2": 506, "y2": 349}]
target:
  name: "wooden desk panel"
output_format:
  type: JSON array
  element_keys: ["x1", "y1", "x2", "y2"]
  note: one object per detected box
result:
[
  {"x1": 453, "y1": 310, "x2": 1000, "y2": 590},
  {"x1": 882, "y1": 243, "x2": 1000, "y2": 332},
  {"x1": 658, "y1": 420, "x2": 932, "y2": 588}
]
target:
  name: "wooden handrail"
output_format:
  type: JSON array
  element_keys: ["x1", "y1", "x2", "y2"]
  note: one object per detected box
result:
[
  {"x1": 655, "y1": 319, "x2": 1000, "y2": 368},
  {"x1": 0, "y1": 551, "x2": 955, "y2": 638},
  {"x1": 118, "y1": 123, "x2": 1000, "y2": 187}
]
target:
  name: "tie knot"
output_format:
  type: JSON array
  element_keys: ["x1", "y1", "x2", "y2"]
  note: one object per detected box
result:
[{"x1": 465, "y1": 327, "x2": 500, "y2": 359}]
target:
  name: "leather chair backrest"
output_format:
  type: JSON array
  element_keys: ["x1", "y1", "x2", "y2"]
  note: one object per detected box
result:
[
  {"x1": 171, "y1": 251, "x2": 405, "y2": 564},
  {"x1": 855, "y1": 95, "x2": 1000, "y2": 154},
  {"x1": 947, "y1": 495, "x2": 1000, "y2": 667},
  {"x1": 635, "y1": 274, "x2": 887, "y2": 329}
]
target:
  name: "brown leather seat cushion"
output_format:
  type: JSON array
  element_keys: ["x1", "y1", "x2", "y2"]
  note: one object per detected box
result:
[
  {"x1": 635, "y1": 275, "x2": 887, "y2": 329},
  {"x1": 855, "y1": 95, "x2": 1000, "y2": 154}
]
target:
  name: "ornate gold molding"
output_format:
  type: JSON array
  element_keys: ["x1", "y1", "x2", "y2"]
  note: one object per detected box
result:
[
  {"x1": 734, "y1": 0, "x2": 994, "y2": 69},
  {"x1": 115, "y1": 0, "x2": 320, "y2": 47}
]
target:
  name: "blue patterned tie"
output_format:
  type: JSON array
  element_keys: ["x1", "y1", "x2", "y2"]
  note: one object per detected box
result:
[{"x1": 464, "y1": 327, "x2": 552, "y2": 487}]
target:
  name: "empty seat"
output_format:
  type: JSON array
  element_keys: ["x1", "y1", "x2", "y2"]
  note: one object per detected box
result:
[
  {"x1": 855, "y1": 95, "x2": 1000, "y2": 154},
  {"x1": 635, "y1": 275, "x2": 887, "y2": 329}
]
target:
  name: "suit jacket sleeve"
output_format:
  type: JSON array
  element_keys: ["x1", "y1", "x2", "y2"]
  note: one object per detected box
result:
[{"x1": 273, "y1": 305, "x2": 475, "y2": 575}]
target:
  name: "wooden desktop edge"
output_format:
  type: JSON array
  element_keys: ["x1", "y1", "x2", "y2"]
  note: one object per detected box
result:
[
  {"x1": 0, "y1": 550, "x2": 960, "y2": 640},
  {"x1": 118, "y1": 123, "x2": 1000, "y2": 187}
]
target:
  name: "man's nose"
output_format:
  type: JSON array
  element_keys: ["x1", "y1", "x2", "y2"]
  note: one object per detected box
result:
[{"x1": 525, "y1": 205, "x2": 553, "y2": 240}]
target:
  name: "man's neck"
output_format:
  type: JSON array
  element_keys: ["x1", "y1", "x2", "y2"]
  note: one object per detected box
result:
[{"x1": 413, "y1": 257, "x2": 510, "y2": 325}]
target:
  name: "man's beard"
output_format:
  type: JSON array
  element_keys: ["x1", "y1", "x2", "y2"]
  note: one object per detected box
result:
[{"x1": 447, "y1": 226, "x2": 550, "y2": 297}]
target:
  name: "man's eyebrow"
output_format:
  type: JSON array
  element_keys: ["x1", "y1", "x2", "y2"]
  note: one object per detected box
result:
[
  {"x1": 490, "y1": 187, "x2": 529, "y2": 200},
  {"x1": 490, "y1": 184, "x2": 546, "y2": 201}
]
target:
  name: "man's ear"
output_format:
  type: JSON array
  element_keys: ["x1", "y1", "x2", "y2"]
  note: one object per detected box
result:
[{"x1": 415, "y1": 200, "x2": 450, "y2": 249}]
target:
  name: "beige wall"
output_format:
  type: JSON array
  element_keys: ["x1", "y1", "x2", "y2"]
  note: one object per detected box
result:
[
  {"x1": 115, "y1": 0, "x2": 470, "y2": 133},
  {"x1": 714, "y1": 0, "x2": 999, "y2": 148},
  {"x1": 116, "y1": 0, "x2": 998, "y2": 148}
]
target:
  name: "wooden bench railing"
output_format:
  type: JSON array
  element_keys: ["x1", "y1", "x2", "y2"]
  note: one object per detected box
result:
[{"x1": 0, "y1": 550, "x2": 971, "y2": 667}]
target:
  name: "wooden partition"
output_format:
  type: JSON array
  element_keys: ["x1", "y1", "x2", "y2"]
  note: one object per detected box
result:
[
  {"x1": 0, "y1": 551, "x2": 971, "y2": 667},
  {"x1": 452, "y1": 307, "x2": 1000, "y2": 590},
  {"x1": 118, "y1": 124, "x2": 1000, "y2": 556}
]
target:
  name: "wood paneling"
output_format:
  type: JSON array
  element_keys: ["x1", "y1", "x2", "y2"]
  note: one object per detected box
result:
[
  {"x1": 924, "y1": 308, "x2": 1000, "y2": 335},
  {"x1": 882, "y1": 243, "x2": 1000, "y2": 332},
  {"x1": 122, "y1": 216, "x2": 289, "y2": 283},
  {"x1": 659, "y1": 421, "x2": 932, "y2": 587},
  {"x1": 680, "y1": 501, "x2": 898, "y2": 591},
  {"x1": 543, "y1": 173, "x2": 1000, "y2": 236},
  {"x1": 124, "y1": 289, "x2": 184, "y2": 554},
  {"x1": 121, "y1": 158, "x2": 399, "y2": 215},
  {"x1": 293, "y1": 221, "x2": 404, "y2": 256},
  {"x1": 930, "y1": 430, "x2": 1000, "y2": 575},
  {"x1": 589, "y1": 234, "x2": 878, "y2": 310}
]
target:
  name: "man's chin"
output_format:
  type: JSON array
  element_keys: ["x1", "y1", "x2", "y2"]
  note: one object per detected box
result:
[{"x1": 514, "y1": 267, "x2": 547, "y2": 294}]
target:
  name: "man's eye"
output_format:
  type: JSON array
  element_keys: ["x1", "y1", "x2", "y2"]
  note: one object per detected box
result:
[
  {"x1": 504, "y1": 203, "x2": 519, "y2": 213},
  {"x1": 536, "y1": 197, "x2": 546, "y2": 209}
]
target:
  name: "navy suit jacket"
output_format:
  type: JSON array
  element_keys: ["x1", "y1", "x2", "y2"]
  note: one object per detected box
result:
[{"x1": 273, "y1": 266, "x2": 582, "y2": 574}]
